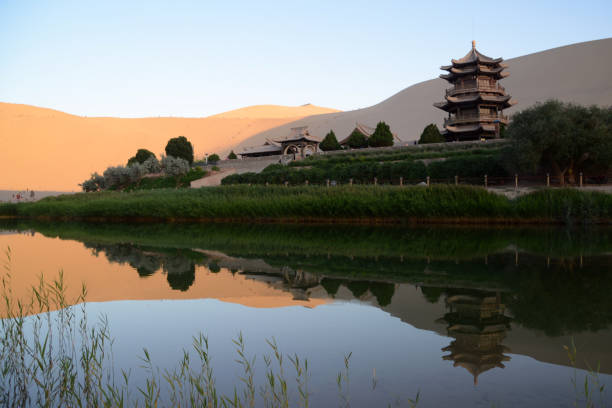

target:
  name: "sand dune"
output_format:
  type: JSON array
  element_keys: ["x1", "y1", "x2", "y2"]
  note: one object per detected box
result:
[
  {"x1": 0, "y1": 103, "x2": 338, "y2": 190},
  {"x1": 3, "y1": 38, "x2": 611, "y2": 191},
  {"x1": 235, "y1": 38, "x2": 612, "y2": 151}
]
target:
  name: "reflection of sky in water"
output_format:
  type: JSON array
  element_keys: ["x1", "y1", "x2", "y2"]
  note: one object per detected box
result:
[
  {"x1": 3, "y1": 227, "x2": 612, "y2": 406},
  {"x1": 86, "y1": 299, "x2": 609, "y2": 408}
]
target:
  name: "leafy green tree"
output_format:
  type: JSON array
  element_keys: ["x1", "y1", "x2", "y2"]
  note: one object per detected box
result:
[
  {"x1": 208, "y1": 153, "x2": 220, "y2": 163},
  {"x1": 368, "y1": 121, "x2": 394, "y2": 147},
  {"x1": 165, "y1": 136, "x2": 194, "y2": 164},
  {"x1": 418, "y1": 124, "x2": 445, "y2": 144},
  {"x1": 505, "y1": 100, "x2": 612, "y2": 185},
  {"x1": 320, "y1": 130, "x2": 341, "y2": 151},
  {"x1": 344, "y1": 129, "x2": 369, "y2": 149},
  {"x1": 227, "y1": 150, "x2": 238, "y2": 160},
  {"x1": 127, "y1": 149, "x2": 155, "y2": 166}
]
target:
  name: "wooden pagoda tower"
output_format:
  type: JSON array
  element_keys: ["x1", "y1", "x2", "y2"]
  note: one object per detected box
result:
[
  {"x1": 434, "y1": 41, "x2": 515, "y2": 141},
  {"x1": 439, "y1": 289, "x2": 512, "y2": 385}
]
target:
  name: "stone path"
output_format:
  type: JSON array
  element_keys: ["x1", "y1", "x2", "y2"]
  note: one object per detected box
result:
[{"x1": 190, "y1": 169, "x2": 237, "y2": 188}]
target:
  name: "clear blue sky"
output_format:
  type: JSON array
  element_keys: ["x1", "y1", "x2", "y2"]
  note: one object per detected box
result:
[{"x1": 1, "y1": 0, "x2": 610, "y2": 117}]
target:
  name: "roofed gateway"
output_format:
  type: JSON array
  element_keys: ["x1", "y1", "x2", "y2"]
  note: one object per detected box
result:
[
  {"x1": 238, "y1": 126, "x2": 321, "y2": 159},
  {"x1": 434, "y1": 41, "x2": 515, "y2": 141}
]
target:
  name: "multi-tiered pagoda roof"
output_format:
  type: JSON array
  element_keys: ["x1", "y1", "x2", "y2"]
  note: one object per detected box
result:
[{"x1": 434, "y1": 42, "x2": 515, "y2": 141}]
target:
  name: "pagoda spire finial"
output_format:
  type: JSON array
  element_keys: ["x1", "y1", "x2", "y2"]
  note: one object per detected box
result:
[{"x1": 472, "y1": 40, "x2": 476, "y2": 49}]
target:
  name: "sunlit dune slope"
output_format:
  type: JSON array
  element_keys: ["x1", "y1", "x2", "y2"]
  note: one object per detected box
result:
[
  {"x1": 210, "y1": 103, "x2": 339, "y2": 119},
  {"x1": 236, "y1": 38, "x2": 612, "y2": 150},
  {"x1": 0, "y1": 103, "x2": 338, "y2": 190}
]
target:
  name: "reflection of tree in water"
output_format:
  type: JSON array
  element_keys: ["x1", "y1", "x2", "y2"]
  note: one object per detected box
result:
[
  {"x1": 430, "y1": 287, "x2": 512, "y2": 384},
  {"x1": 163, "y1": 255, "x2": 197, "y2": 291},
  {"x1": 507, "y1": 255, "x2": 612, "y2": 336},
  {"x1": 86, "y1": 243, "x2": 203, "y2": 292}
]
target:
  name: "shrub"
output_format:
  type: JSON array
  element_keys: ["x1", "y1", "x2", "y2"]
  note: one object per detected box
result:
[
  {"x1": 127, "y1": 149, "x2": 156, "y2": 166},
  {"x1": 344, "y1": 129, "x2": 368, "y2": 149},
  {"x1": 418, "y1": 124, "x2": 445, "y2": 144},
  {"x1": 208, "y1": 153, "x2": 220, "y2": 164},
  {"x1": 368, "y1": 121, "x2": 394, "y2": 147},
  {"x1": 103, "y1": 166, "x2": 134, "y2": 189},
  {"x1": 161, "y1": 155, "x2": 190, "y2": 177},
  {"x1": 320, "y1": 130, "x2": 341, "y2": 151},
  {"x1": 80, "y1": 172, "x2": 106, "y2": 192},
  {"x1": 165, "y1": 136, "x2": 194, "y2": 164},
  {"x1": 141, "y1": 155, "x2": 161, "y2": 173},
  {"x1": 227, "y1": 150, "x2": 238, "y2": 160}
]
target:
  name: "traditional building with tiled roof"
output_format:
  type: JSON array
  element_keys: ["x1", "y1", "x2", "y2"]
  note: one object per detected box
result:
[{"x1": 434, "y1": 41, "x2": 516, "y2": 141}]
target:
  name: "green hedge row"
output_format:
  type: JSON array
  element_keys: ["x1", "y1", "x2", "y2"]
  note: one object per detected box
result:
[{"x1": 223, "y1": 154, "x2": 507, "y2": 185}]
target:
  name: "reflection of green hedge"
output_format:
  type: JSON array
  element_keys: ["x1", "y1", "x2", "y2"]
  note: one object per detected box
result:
[
  {"x1": 4, "y1": 220, "x2": 612, "y2": 336},
  {"x1": 4, "y1": 219, "x2": 612, "y2": 260}
]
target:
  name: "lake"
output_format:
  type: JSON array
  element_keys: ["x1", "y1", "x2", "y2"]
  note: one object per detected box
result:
[{"x1": 1, "y1": 221, "x2": 611, "y2": 407}]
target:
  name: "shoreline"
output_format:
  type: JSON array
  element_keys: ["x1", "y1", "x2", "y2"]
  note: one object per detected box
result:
[{"x1": 1, "y1": 214, "x2": 610, "y2": 226}]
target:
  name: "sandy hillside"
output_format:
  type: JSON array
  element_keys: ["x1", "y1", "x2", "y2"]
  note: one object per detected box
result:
[
  {"x1": 236, "y1": 38, "x2": 612, "y2": 151},
  {"x1": 0, "y1": 103, "x2": 338, "y2": 190}
]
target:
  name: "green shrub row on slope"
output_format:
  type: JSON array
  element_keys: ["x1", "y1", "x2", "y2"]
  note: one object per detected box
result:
[{"x1": 223, "y1": 155, "x2": 507, "y2": 185}]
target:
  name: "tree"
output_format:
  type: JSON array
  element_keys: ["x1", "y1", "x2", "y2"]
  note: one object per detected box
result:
[
  {"x1": 127, "y1": 149, "x2": 155, "y2": 166},
  {"x1": 227, "y1": 150, "x2": 237, "y2": 160},
  {"x1": 165, "y1": 136, "x2": 194, "y2": 164},
  {"x1": 418, "y1": 124, "x2": 445, "y2": 144},
  {"x1": 344, "y1": 129, "x2": 369, "y2": 149},
  {"x1": 368, "y1": 121, "x2": 394, "y2": 147},
  {"x1": 208, "y1": 153, "x2": 220, "y2": 163},
  {"x1": 320, "y1": 130, "x2": 341, "y2": 151},
  {"x1": 505, "y1": 100, "x2": 612, "y2": 185}
]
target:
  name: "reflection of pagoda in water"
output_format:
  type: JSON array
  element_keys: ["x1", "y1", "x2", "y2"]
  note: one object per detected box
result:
[{"x1": 439, "y1": 289, "x2": 512, "y2": 384}]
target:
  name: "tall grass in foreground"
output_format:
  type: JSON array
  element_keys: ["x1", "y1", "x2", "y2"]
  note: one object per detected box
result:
[{"x1": 0, "y1": 247, "x2": 422, "y2": 407}]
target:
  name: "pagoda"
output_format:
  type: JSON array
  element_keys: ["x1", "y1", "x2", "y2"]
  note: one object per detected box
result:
[
  {"x1": 439, "y1": 289, "x2": 512, "y2": 385},
  {"x1": 434, "y1": 41, "x2": 515, "y2": 141}
]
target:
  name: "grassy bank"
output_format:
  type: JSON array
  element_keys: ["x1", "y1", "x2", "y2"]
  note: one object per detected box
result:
[{"x1": 0, "y1": 185, "x2": 611, "y2": 224}]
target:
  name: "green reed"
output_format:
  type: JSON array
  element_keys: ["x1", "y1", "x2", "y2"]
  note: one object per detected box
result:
[
  {"x1": 0, "y1": 247, "x2": 422, "y2": 407},
  {"x1": 1, "y1": 184, "x2": 611, "y2": 224}
]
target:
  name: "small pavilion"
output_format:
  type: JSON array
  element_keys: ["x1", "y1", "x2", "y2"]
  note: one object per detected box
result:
[{"x1": 238, "y1": 127, "x2": 321, "y2": 159}]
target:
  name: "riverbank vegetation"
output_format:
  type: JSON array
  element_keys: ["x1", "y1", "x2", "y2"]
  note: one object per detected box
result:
[
  {"x1": 80, "y1": 136, "x2": 204, "y2": 193},
  {"x1": 223, "y1": 141, "x2": 508, "y2": 185},
  {"x1": 223, "y1": 100, "x2": 611, "y2": 187},
  {"x1": 1, "y1": 185, "x2": 611, "y2": 224}
]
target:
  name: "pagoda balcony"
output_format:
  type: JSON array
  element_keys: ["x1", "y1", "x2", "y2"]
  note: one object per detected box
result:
[
  {"x1": 446, "y1": 83, "x2": 506, "y2": 97},
  {"x1": 444, "y1": 113, "x2": 509, "y2": 126}
]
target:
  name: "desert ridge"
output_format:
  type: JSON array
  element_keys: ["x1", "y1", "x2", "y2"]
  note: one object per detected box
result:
[
  {"x1": 0, "y1": 103, "x2": 339, "y2": 191},
  {"x1": 236, "y1": 38, "x2": 612, "y2": 151}
]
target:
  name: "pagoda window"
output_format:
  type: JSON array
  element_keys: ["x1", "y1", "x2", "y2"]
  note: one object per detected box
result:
[{"x1": 462, "y1": 107, "x2": 478, "y2": 117}]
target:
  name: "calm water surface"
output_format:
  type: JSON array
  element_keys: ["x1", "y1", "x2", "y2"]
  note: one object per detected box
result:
[{"x1": 1, "y1": 222, "x2": 611, "y2": 407}]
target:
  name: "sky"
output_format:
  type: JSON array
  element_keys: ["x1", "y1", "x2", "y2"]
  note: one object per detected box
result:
[{"x1": 1, "y1": 0, "x2": 611, "y2": 118}]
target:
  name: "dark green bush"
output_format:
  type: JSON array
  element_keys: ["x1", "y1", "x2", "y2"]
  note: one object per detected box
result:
[
  {"x1": 165, "y1": 136, "x2": 194, "y2": 164},
  {"x1": 368, "y1": 122, "x2": 394, "y2": 147}
]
